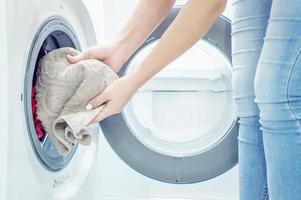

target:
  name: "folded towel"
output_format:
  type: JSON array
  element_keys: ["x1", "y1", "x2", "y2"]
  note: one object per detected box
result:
[{"x1": 35, "y1": 47, "x2": 118, "y2": 156}]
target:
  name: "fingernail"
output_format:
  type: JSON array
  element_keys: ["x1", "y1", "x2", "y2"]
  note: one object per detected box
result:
[{"x1": 86, "y1": 104, "x2": 93, "y2": 110}]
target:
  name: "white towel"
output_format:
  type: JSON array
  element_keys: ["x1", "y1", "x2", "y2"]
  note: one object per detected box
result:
[{"x1": 35, "y1": 47, "x2": 118, "y2": 156}]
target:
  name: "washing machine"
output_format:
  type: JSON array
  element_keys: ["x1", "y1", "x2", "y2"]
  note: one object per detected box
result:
[
  {"x1": 1, "y1": 0, "x2": 103, "y2": 199},
  {"x1": 95, "y1": 6, "x2": 239, "y2": 200}
]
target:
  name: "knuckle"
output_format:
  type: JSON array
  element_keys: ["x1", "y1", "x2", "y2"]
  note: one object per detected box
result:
[{"x1": 95, "y1": 94, "x2": 102, "y2": 101}]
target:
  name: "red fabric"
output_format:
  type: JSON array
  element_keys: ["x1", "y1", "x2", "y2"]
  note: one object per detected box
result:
[{"x1": 31, "y1": 87, "x2": 45, "y2": 140}]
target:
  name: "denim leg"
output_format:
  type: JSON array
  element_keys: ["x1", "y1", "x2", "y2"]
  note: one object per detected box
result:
[
  {"x1": 231, "y1": 0, "x2": 272, "y2": 199},
  {"x1": 254, "y1": 0, "x2": 301, "y2": 199}
]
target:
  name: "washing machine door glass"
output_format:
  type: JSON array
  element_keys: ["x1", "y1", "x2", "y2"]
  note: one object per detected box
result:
[{"x1": 123, "y1": 39, "x2": 235, "y2": 157}]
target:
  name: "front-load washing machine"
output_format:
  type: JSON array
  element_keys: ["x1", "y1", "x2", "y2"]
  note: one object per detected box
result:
[
  {"x1": 95, "y1": 6, "x2": 239, "y2": 200},
  {"x1": 1, "y1": 0, "x2": 103, "y2": 199}
]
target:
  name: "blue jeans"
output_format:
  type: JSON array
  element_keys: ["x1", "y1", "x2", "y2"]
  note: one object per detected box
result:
[{"x1": 231, "y1": 0, "x2": 301, "y2": 199}]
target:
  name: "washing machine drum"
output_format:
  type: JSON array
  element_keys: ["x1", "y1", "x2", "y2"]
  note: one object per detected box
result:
[{"x1": 100, "y1": 7, "x2": 238, "y2": 184}]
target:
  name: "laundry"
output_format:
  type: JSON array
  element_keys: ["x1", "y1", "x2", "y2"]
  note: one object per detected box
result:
[
  {"x1": 32, "y1": 87, "x2": 45, "y2": 141},
  {"x1": 35, "y1": 47, "x2": 118, "y2": 156}
]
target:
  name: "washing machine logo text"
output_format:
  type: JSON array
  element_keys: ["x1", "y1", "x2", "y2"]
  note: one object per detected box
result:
[{"x1": 52, "y1": 174, "x2": 70, "y2": 188}]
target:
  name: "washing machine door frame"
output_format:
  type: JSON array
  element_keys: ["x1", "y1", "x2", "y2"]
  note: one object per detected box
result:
[{"x1": 100, "y1": 6, "x2": 238, "y2": 184}]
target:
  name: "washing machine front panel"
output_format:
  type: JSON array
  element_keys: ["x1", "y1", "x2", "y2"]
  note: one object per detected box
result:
[
  {"x1": 0, "y1": 1, "x2": 8, "y2": 199},
  {"x1": 100, "y1": 7, "x2": 238, "y2": 184},
  {"x1": 6, "y1": 0, "x2": 99, "y2": 199}
]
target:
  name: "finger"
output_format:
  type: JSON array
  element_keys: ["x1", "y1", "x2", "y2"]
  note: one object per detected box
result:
[
  {"x1": 89, "y1": 105, "x2": 111, "y2": 124},
  {"x1": 86, "y1": 92, "x2": 109, "y2": 110},
  {"x1": 67, "y1": 51, "x2": 89, "y2": 64}
]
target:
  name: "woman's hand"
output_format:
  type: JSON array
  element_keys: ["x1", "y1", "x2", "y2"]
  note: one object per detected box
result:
[
  {"x1": 87, "y1": 74, "x2": 140, "y2": 124},
  {"x1": 66, "y1": 0, "x2": 176, "y2": 73},
  {"x1": 67, "y1": 41, "x2": 127, "y2": 73}
]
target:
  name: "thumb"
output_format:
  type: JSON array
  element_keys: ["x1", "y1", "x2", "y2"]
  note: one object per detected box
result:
[{"x1": 67, "y1": 51, "x2": 89, "y2": 64}]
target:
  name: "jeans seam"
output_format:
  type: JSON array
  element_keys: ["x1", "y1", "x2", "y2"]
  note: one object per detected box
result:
[
  {"x1": 263, "y1": 193, "x2": 269, "y2": 200},
  {"x1": 285, "y1": 47, "x2": 301, "y2": 129},
  {"x1": 260, "y1": 183, "x2": 269, "y2": 200}
]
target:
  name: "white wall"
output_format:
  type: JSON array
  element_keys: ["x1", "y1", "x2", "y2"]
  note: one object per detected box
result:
[
  {"x1": 82, "y1": 0, "x2": 106, "y2": 42},
  {"x1": 102, "y1": 0, "x2": 138, "y2": 40},
  {"x1": 85, "y1": 0, "x2": 232, "y2": 41}
]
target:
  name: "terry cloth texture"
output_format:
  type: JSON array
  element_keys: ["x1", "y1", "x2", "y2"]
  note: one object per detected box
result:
[{"x1": 35, "y1": 47, "x2": 118, "y2": 156}]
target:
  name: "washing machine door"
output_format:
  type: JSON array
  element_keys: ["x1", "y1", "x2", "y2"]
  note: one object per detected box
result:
[{"x1": 100, "y1": 7, "x2": 238, "y2": 184}]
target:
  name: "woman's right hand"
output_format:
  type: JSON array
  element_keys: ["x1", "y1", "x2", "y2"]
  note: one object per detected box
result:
[{"x1": 67, "y1": 41, "x2": 127, "y2": 73}]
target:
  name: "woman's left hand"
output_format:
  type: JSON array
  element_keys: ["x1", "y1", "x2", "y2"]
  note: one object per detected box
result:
[{"x1": 87, "y1": 74, "x2": 139, "y2": 124}]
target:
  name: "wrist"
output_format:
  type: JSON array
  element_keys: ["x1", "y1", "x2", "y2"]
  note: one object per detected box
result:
[
  {"x1": 94, "y1": 40, "x2": 126, "y2": 72},
  {"x1": 112, "y1": 34, "x2": 144, "y2": 69},
  {"x1": 108, "y1": 40, "x2": 128, "y2": 71},
  {"x1": 126, "y1": 69, "x2": 146, "y2": 91}
]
